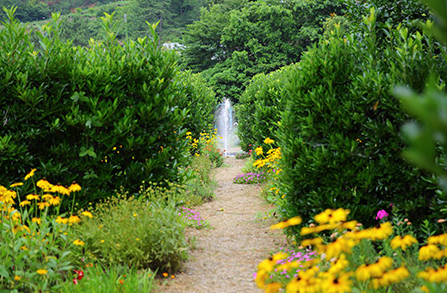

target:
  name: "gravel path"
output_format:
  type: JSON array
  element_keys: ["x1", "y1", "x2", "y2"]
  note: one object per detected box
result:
[{"x1": 158, "y1": 157, "x2": 287, "y2": 293}]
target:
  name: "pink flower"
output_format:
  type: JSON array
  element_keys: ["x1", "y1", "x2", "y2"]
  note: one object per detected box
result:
[
  {"x1": 73, "y1": 278, "x2": 78, "y2": 285},
  {"x1": 376, "y1": 209, "x2": 389, "y2": 220}
]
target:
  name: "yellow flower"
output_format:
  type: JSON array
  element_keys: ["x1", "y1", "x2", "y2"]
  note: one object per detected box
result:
[
  {"x1": 390, "y1": 234, "x2": 418, "y2": 251},
  {"x1": 428, "y1": 234, "x2": 447, "y2": 246},
  {"x1": 270, "y1": 216, "x2": 302, "y2": 230},
  {"x1": 355, "y1": 257, "x2": 393, "y2": 281},
  {"x1": 36, "y1": 269, "x2": 48, "y2": 275},
  {"x1": 32, "y1": 217, "x2": 42, "y2": 225},
  {"x1": 14, "y1": 275, "x2": 21, "y2": 281},
  {"x1": 48, "y1": 196, "x2": 61, "y2": 206},
  {"x1": 25, "y1": 169, "x2": 37, "y2": 180},
  {"x1": 10, "y1": 182, "x2": 23, "y2": 188},
  {"x1": 314, "y1": 208, "x2": 349, "y2": 224},
  {"x1": 56, "y1": 216, "x2": 68, "y2": 224},
  {"x1": 73, "y1": 239, "x2": 85, "y2": 246},
  {"x1": 328, "y1": 254, "x2": 350, "y2": 275},
  {"x1": 19, "y1": 200, "x2": 31, "y2": 207},
  {"x1": 321, "y1": 272, "x2": 353, "y2": 293},
  {"x1": 264, "y1": 137, "x2": 275, "y2": 144},
  {"x1": 265, "y1": 282, "x2": 281, "y2": 293},
  {"x1": 81, "y1": 211, "x2": 93, "y2": 218},
  {"x1": 301, "y1": 237, "x2": 323, "y2": 247},
  {"x1": 255, "y1": 146, "x2": 263, "y2": 156},
  {"x1": 68, "y1": 215, "x2": 81, "y2": 224},
  {"x1": 68, "y1": 183, "x2": 82, "y2": 193},
  {"x1": 419, "y1": 244, "x2": 443, "y2": 261},
  {"x1": 26, "y1": 194, "x2": 40, "y2": 201},
  {"x1": 37, "y1": 179, "x2": 53, "y2": 191},
  {"x1": 42, "y1": 194, "x2": 53, "y2": 201},
  {"x1": 54, "y1": 185, "x2": 70, "y2": 195},
  {"x1": 37, "y1": 202, "x2": 50, "y2": 210}
]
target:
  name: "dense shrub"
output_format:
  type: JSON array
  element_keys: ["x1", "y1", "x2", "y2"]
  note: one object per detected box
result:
[
  {"x1": 236, "y1": 65, "x2": 296, "y2": 151},
  {"x1": 71, "y1": 192, "x2": 189, "y2": 272},
  {"x1": 277, "y1": 10, "x2": 447, "y2": 233},
  {"x1": 174, "y1": 71, "x2": 218, "y2": 137},
  {"x1": 0, "y1": 10, "x2": 215, "y2": 208}
]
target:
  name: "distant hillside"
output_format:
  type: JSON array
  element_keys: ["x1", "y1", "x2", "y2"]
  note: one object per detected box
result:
[{"x1": 0, "y1": 0, "x2": 209, "y2": 44}]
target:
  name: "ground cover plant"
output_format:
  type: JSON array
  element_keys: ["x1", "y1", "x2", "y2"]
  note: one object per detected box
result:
[
  {"x1": 256, "y1": 208, "x2": 447, "y2": 293},
  {"x1": 233, "y1": 173, "x2": 266, "y2": 184}
]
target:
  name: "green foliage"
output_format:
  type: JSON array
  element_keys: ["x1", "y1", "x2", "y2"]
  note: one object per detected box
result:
[
  {"x1": 71, "y1": 193, "x2": 189, "y2": 272},
  {"x1": 174, "y1": 71, "x2": 218, "y2": 136},
  {"x1": 182, "y1": 0, "x2": 343, "y2": 101},
  {"x1": 277, "y1": 9, "x2": 447, "y2": 234},
  {"x1": 0, "y1": 210, "x2": 74, "y2": 292},
  {"x1": 183, "y1": 154, "x2": 217, "y2": 205},
  {"x1": 0, "y1": 10, "x2": 202, "y2": 208},
  {"x1": 59, "y1": 265, "x2": 156, "y2": 293},
  {"x1": 236, "y1": 65, "x2": 296, "y2": 151},
  {"x1": 393, "y1": 0, "x2": 447, "y2": 229}
]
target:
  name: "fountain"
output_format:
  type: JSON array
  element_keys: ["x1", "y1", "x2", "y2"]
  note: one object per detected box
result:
[{"x1": 215, "y1": 98, "x2": 238, "y2": 156}]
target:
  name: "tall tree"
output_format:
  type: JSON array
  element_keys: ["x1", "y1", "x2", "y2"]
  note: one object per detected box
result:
[
  {"x1": 130, "y1": 0, "x2": 173, "y2": 37},
  {"x1": 182, "y1": 0, "x2": 343, "y2": 101}
]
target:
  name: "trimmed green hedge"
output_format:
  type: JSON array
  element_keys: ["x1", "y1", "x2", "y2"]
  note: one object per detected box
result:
[
  {"x1": 277, "y1": 12, "x2": 447, "y2": 232},
  {"x1": 0, "y1": 9, "x2": 215, "y2": 208},
  {"x1": 236, "y1": 65, "x2": 296, "y2": 151}
]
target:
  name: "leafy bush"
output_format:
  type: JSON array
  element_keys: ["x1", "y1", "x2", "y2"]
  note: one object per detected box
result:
[
  {"x1": 277, "y1": 10, "x2": 447, "y2": 233},
  {"x1": 0, "y1": 9, "x2": 208, "y2": 208},
  {"x1": 71, "y1": 192, "x2": 190, "y2": 273},
  {"x1": 236, "y1": 65, "x2": 296, "y2": 151},
  {"x1": 174, "y1": 71, "x2": 218, "y2": 137}
]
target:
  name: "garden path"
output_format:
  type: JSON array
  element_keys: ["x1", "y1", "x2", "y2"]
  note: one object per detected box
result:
[{"x1": 158, "y1": 157, "x2": 287, "y2": 293}]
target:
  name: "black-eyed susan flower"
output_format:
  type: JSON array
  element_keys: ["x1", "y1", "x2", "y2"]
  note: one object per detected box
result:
[
  {"x1": 301, "y1": 237, "x2": 323, "y2": 247},
  {"x1": 25, "y1": 169, "x2": 37, "y2": 180},
  {"x1": 36, "y1": 269, "x2": 48, "y2": 275},
  {"x1": 81, "y1": 211, "x2": 93, "y2": 218},
  {"x1": 270, "y1": 216, "x2": 302, "y2": 230},
  {"x1": 73, "y1": 239, "x2": 85, "y2": 246},
  {"x1": 36, "y1": 179, "x2": 52, "y2": 190},
  {"x1": 26, "y1": 194, "x2": 40, "y2": 201},
  {"x1": 355, "y1": 257, "x2": 393, "y2": 281},
  {"x1": 68, "y1": 183, "x2": 82, "y2": 193},
  {"x1": 68, "y1": 215, "x2": 81, "y2": 224},
  {"x1": 264, "y1": 282, "x2": 281, "y2": 293},
  {"x1": 321, "y1": 272, "x2": 353, "y2": 293},
  {"x1": 10, "y1": 182, "x2": 23, "y2": 188},
  {"x1": 328, "y1": 254, "x2": 350, "y2": 275},
  {"x1": 264, "y1": 137, "x2": 275, "y2": 144},
  {"x1": 419, "y1": 244, "x2": 443, "y2": 261},
  {"x1": 255, "y1": 147, "x2": 263, "y2": 156},
  {"x1": 56, "y1": 216, "x2": 68, "y2": 224},
  {"x1": 390, "y1": 234, "x2": 418, "y2": 251},
  {"x1": 418, "y1": 264, "x2": 447, "y2": 283},
  {"x1": 48, "y1": 196, "x2": 61, "y2": 206},
  {"x1": 371, "y1": 266, "x2": 409, "y2": 289},
  {"x1": 19, "y1": 200, "x2": 31, "y2": 207},
  {"x1": 32, "y1": 217, "x2": 41, "y2": 225},
  {"x1": 37, "y1": 202, "x2": 50, "y2": 210},
  {"x1": 427, "y1": 234, "x2": 447, "y2": 246}
]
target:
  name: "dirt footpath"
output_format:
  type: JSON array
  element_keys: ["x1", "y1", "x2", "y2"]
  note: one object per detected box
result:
[{"x1": 158, "y1": 157, "x2": 287, "y2": 293}]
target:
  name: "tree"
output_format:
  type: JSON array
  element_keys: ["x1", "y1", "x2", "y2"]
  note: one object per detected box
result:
[
  {"x1": 129, "y1": 0, "x2": 174, "y2": 38},
  {"x1": 181, "y1": 0, "x2": 344, "y2": 101}
]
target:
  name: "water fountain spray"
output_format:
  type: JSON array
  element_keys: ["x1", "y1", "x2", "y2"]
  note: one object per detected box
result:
[{"x1": 215, "y1": 98, "x2": 233, "y2": 156}]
